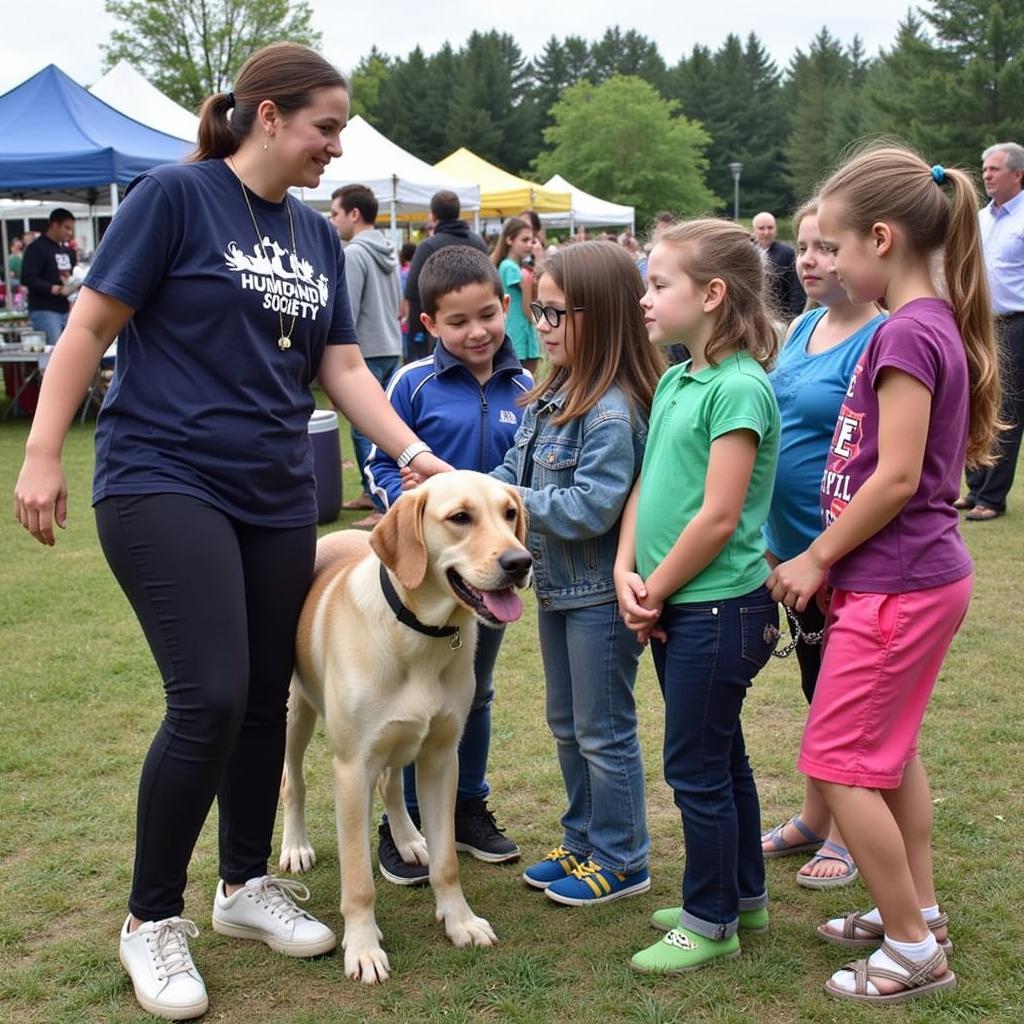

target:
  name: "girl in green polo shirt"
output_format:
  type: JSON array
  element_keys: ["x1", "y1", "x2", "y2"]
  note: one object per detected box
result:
[{"x1": 614, "y1": 218, "x2": 781, "y2": 974}]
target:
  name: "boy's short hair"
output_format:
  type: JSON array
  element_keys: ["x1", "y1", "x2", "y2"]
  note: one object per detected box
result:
[
  {"x1": 430, "y1": 190, "x2": 461, "y2": 222},
  {"x1": 418, "y1": 246, "x2": 503, "y2": 318},
  {"x1": 333, "y1": 184, "x2": 378, "y2": 224},
  {"x1": 48, "y1": 207, "x2": 75, "y2": 226}
]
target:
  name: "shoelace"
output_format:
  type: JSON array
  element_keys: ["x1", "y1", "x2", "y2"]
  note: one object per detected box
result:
[
  {"x1": 461, "y1": 802, "x2": 506, "y2": 834},
  {"x1": 247, "y1": 876, "x2": 313, "y2": 923},
  {"x1": 543, "y1": 845, "x2": 571, "y2": 861},
  {"x1": 664, "y1": 929, "x2": 699, "y2": 951},
  {"x1": 569, "y1": 859, "x2": 606, "y2": 880},
  {"x1": 148, "y1": 917, "x2": 200, "y2": 981}
]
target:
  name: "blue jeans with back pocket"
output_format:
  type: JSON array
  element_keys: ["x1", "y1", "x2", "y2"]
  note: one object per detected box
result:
[{"x1": 651, "y1": 585, "x2": 778, "y2": 939}]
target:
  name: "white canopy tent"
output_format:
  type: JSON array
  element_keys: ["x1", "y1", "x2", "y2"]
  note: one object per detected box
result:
[
  {"x1": 539, "y1": 174, "x2": 635, "y2": 233},
  {"x1": 89, "y1": 61, "x2": 200, "y2": 144},
  {"x1": 296, "y1": 116, "x2": 480, "y2": 230}
]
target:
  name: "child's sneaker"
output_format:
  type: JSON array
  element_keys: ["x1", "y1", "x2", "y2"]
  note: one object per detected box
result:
[
  {"x1": 630, "y1": 926, "x2": 741, "y2": 974},
  {"x1": 523, "y1": 846, "x2": 585, "y2": 890},
  {"x1": 544, "y1": 859, "x2": 651, "y2": 906},
  {"x1": 650, "y1": 906, "x2": 769, "y2": 934},
  {"x1": 454, "y1": 797, "x2": 520, "y2": 863},
  {"x1": 118, "y1": 915, "x2": 209, "y2": 1020}
]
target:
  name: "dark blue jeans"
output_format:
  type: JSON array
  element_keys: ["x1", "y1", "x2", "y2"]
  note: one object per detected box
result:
[
  {"x1": 403, "y1": 623, "x2": 505, "y2": 814},
  {"x1": 651, "y1": 586, "x2": 778, "y2": 939}
]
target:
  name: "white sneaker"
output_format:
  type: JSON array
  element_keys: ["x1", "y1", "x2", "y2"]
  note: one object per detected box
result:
[
  {"x1": 211, "y1": 875, "x2": 336, "y2": 957},
  {"x1": 118, "y1": 915, "x2": 208, "y2": 1021}
]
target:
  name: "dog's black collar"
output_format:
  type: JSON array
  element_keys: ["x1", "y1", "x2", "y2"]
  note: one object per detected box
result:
[{"x1": 379, "y1": 563, "x2": 462, "y2": 648}]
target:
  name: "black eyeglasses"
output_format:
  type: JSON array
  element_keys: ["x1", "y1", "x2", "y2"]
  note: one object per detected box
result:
[{"x1": 530, "y1": 302, "x2": 585, "y2": 328}]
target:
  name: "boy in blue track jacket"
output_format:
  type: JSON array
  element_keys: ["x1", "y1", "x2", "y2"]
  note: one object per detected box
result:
[{"x1": 365, "y1": 246, "x2": 532, "y2": 886}]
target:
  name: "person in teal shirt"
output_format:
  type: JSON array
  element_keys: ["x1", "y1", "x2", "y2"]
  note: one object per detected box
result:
[
  {"x1": 615, "y1": 219, "x2": 781, "y2": 975},
  {"x1": 492, "y1": 216, "x2": 541, "y2": 374}
]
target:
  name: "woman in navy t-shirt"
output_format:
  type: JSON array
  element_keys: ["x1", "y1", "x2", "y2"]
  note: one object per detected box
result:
[{"x1": 13, "y1": 43, "x2": 446, "y2": 1020}]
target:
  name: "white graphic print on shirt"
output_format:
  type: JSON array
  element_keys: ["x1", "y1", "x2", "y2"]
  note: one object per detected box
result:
[
  {"x1": 820, "y1": 361, "x2": 865, "y2": 526},
  {"x1": 224, "y1": 236, "x2": 330, "y2": 321}
]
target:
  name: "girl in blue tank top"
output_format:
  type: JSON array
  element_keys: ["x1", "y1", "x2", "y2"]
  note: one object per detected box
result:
[{"x1": 760, "y1": 200, "x2": 884, "y2": 889}]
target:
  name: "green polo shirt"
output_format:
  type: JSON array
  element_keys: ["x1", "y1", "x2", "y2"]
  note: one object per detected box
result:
[{"x1": 636, "y1": 352, "x2": 780, "y2": 603}]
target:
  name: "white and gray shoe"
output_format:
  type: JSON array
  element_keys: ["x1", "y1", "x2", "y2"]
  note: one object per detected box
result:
[
  {"x1": 211, "y1": 875, "x2": 336, "y2": 957},
  {"x1": 118, "y1": 915, "x2": 208, "y2": 1021}
]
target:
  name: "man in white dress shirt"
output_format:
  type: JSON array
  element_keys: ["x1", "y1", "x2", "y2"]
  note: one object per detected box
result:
[{"x1": 962, "y1": 142, "x2": 1024, "y2": 520}]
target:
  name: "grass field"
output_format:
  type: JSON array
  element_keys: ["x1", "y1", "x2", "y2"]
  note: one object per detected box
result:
[{"x1": 1, "y1": 410, "x2": 1022, "y2": 1023}]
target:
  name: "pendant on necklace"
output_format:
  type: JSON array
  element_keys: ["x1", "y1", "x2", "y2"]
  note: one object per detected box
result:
[{"x1": 278, "y1": 336, "x2": 292, "y2": 351}]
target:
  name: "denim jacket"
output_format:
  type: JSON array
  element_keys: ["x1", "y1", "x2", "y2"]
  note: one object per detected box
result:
[{"x1": 492, "y1": 382, "x2": 648, "y2": 610}]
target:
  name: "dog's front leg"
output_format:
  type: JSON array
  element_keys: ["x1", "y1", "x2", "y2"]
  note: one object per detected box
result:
[
  {"x1": 279, "y1": 682, "x2": 319, "y2": 873},
  {"x1": 334, "y1": 757, "x2": 390, "y2": 984},
  {"x1": 378, "y1": 766, "x2": 428, "y2": 867},
  {"x1": 417, "y1": 749, "x2": 497, "y2": 949}
]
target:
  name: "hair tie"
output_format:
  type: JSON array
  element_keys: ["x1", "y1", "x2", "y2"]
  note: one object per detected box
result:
[
  {"x1": 931, "y1": 164, "x2": 946, "y2": 185},
  {"x1": 225, "y1": 91, "x2": 236, "y2": 110}
]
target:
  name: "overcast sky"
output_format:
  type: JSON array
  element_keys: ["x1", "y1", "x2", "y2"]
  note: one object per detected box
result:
[{"x1": 1, "y1": 1, "x2": 910, "y2": 95}]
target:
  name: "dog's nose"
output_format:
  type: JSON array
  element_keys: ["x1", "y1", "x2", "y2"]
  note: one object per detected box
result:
[{"x1": 499, "y1": 548, "x2": 533, "y2": 576}]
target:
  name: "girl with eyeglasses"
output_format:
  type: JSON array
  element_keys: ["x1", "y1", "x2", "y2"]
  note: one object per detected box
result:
[
  {"x1": 491, "y1": 216, "x2": 541, "y2": 375},
  {"x1": 491, "y1": 240, "x2": 664, "y2": 907}
]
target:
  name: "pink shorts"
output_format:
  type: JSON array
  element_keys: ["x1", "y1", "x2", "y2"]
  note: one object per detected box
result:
[{"x1": 798, "y1": 575, "x2": 973, "y2": 789}]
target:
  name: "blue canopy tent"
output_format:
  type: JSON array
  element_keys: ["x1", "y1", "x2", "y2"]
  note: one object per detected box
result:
[
  {"x1": 0, "y1": 64, "x2": 190, "y2": 202},
  {"x1": 0, "y1": 64, "x2": 189, "y2": 307}
]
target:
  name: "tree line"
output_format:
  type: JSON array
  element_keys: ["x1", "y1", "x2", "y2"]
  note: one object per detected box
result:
[{"x1": 103, "y1": 0, "x2": 1024, "y2": 227}]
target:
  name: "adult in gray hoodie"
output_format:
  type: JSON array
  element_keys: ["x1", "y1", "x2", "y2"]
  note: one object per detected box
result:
[{"x1": 330, "y1": 184, "x2": 403, "y2": 523}]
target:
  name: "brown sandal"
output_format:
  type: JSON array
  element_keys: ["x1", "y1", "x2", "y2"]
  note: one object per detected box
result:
[
  {"x1": 953, "y1": 495, "x2": 976, "y2": 510},
  {"x1": 965, "y1": 504, "x2": 1003, "y2": 521},
  {"x1": 817, "y1": 910, "x2": 952, "y2": 951},
  {"x1": 825, "y1": 941, "x2": 956, "y2": 1003}
]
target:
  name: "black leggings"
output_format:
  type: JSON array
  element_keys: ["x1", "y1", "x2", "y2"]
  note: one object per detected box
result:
[
  {"x1": 791, "y1": 599, "x2": 827, "y2": 705},
  {"x1": 96, "y1": 494, "x2": 316, "y2": 921}
]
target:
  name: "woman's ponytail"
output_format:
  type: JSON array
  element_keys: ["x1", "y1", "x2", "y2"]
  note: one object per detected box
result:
[{"x1": 192, "y1": 93, "x2": 238, "y2": 162}]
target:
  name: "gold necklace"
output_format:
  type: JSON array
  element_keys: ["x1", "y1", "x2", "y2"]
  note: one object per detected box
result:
[{"x1": 227, "y1": 156, "x2": 298, "y2": 351}]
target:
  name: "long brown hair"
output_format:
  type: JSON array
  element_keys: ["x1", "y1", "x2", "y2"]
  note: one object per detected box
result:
[
  {"x1": 490, "y1": 217, "x2": 531, "y2": 267},
  {"x1": 522, "y1": 241, "x2": 665, "y2": 425},
  {"x1": 819, "y1": 144, "x2": 1001, "y2": 467},
  {"x1": 192, "y1": 43, "x2": 347, "y2": 162},
  {"x1": 656, "y1": 219, "x2": 779, "y2": 369}
]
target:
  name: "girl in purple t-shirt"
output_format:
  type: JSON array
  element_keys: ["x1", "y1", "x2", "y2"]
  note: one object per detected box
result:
[{"x1": 767, "y1": 146, "x2": 1002, "y2": 1006}]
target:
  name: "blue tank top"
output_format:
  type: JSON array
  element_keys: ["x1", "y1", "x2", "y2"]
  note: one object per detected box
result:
[{"x1": 763, "y1": 307, "x2": 885, "y2": 559}]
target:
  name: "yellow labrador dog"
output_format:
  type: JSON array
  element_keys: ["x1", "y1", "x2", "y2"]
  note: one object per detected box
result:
[{"x1": 279, "y1": 471, "x2": 531, "y2": 984}]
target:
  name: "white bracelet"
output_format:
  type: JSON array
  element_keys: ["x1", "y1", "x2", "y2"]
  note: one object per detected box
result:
[{"x1": 396, "y1": 441, "x2": 432, "y2": 468}]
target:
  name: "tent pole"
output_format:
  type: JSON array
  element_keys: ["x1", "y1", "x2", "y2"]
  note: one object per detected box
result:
[
  {"x1": 390, "y1": 175, "x2": 398, "y2": 240},
  {"x1": 1, "y1": 219, "x2": 10, "y2": 309},
  {"x1": 109, "y1": 183, "x2": 120, "y2": 213}
]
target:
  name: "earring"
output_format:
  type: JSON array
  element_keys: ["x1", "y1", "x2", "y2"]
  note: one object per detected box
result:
[{"x1": 263, "y1": 133, "x2": 269, "y2": 151}]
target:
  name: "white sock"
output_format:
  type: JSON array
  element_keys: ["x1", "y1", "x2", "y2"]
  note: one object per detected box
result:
[
  {"x1": 830, "y1": 933, "x2": 939, "y2": 994},
  {"x1": 828, "y1": 905, "x2": 940, "y2": 937}
]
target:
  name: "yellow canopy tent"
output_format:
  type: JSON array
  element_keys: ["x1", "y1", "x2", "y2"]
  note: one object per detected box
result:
[{"x1": 434, "y1": 148, "x2": 572, "y2": 219}]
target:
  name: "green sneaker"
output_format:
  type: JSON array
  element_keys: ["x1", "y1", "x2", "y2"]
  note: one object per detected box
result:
[
  {"x1": 649, "y1": 906, "x2": 769, "y2": 934},
  {"x1": 630, "y1": 927, "x2": 741, "y2": 974}
]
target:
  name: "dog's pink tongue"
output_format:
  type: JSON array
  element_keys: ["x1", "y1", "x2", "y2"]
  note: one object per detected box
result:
[{"x1": 481, "y1": 589, "x2": 523, "y2": 623}]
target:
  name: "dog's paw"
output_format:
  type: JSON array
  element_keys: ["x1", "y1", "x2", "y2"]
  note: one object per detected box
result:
[
  {"x1": 443, "y1": 912, "x2": 497, "y2": 948},
  {"x1": 343, "y1": 941, "x2": 391, "y2": 984},
  {"x1": 394, "y1": 833, "x2": 428, "y2": 867},
  {"x1": 278, "y1": 838, "x2": 317, "y2": 874}
]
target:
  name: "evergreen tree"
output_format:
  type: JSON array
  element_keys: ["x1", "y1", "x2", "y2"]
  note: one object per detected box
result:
[
  {"x1": 348, "y1": 46, "x2": 391, "y2": 121},
  {"x1": 590, "y1": 28, "x2": 668, "y2": 92}
]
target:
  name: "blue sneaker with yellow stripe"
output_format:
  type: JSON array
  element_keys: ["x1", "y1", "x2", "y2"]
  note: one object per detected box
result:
[
  {"x1": 545, "y1": 859, "x2": 651, "y2": 906},
  {"x1": 523, "y1": 846, "x2": 584, "y2": 890}
]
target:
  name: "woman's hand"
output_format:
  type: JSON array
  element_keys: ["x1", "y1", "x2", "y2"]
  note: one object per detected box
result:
[
  {"x1": 13, "y1": 453, "x2": 68, "y2": 546},
  {"x1": 400, "y1": 452, "x2": 452, "y2": 490},
  {"x1": 766, "y1": 549, "x2": 827, "y2": 612}
]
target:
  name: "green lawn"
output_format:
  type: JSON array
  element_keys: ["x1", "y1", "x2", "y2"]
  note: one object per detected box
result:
[{"x1": 1, "y1": 412, "x2": 1022, "y2": 1023}]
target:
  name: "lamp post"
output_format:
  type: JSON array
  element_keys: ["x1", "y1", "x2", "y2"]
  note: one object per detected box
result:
[{"x1": 728, "y1": 162, "x2": 743, "y2": 221}]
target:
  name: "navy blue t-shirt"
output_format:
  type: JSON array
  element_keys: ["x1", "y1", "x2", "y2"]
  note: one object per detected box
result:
[{"x1": 89, "y1": 158, "x2": 357, "y2": 526}]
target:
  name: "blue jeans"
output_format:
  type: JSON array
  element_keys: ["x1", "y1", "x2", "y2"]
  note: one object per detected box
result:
[
  {"x1": 538, "y1": 600, "x2": 649, "y2": 874},
  {"x1": 351, "y1": 355, "x2": 400, "y2": 508},
  {"x1": 404, "y1": 623, "x2": 504, "y2": 814},
  {"x1": 651, "y1": 586, "x2": 777, "y2": 939},
  {"x1": 29, "y1": 309, "x2": 68, "y2": 345}
]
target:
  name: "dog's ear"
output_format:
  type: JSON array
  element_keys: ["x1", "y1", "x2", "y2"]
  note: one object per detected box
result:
[
  {"x1": 504, "y1": 484, "x2": 529, "y2": 547},
  {"x1": 370, "y1": 489, "x2": 429, "y2": 590}
]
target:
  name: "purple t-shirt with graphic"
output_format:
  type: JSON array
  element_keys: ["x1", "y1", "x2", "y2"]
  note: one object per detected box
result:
[{"x1": 820, "y1": 298, "x2": 972, "y2": 593}]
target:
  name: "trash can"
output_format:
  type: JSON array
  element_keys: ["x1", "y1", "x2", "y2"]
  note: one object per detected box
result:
[{"x1": 308, "y1": 409, "x2": 342, "y2": 524}]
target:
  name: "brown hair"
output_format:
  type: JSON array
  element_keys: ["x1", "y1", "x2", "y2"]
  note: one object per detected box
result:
[
  {"x1": 656, "y1": 219, "x2": 779, "y2": 369},
  {"x1": 418, "y1": 246, "x2": 503, "y2": 318},
  {"x1": 192, "y1": 43, "x2": 347, "y2": 162},
  {"x1": 490, "y1": 216, "x2": 531, "y2": 267},
  {"x1": 522, "y1": 241, "x2": 665, "y2": 425},
  {"x1": 819, "y1": 144, "x2": 1001, "y2": 467}
]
